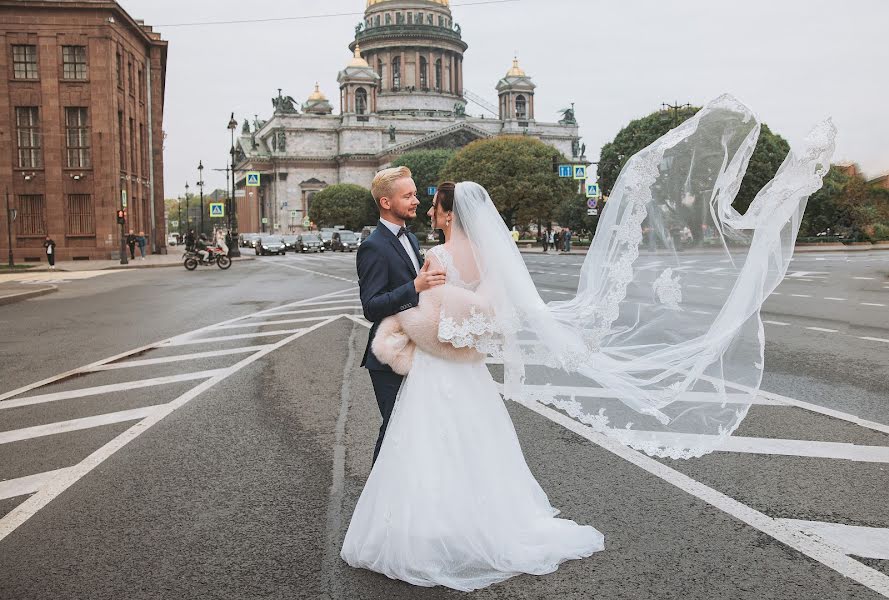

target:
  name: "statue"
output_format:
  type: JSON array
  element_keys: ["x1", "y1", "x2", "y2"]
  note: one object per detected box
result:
[
  {"x1": 272, "y1": 89, "x2": 298, "y2": 114},
  {"x1": 273, "y1": 129, "x2": 286, "y2": 152},
  {"x1": 454, "y1": 103, "x2": 466, "y2": 118},
  {"x1": 388, "y1": 125, "x2": 396, "y2": 143},
  {"x1": 242, "y1": 119, "x2": 251, "y2": 135},
  {"x1": 355, "y1": 22, "x2": 364, "y2": 35},
  {"x1": 580, "y1": 143, "x2": 586, "y2": 158},
  {"x1": 571, "y1": 138, "x2": 580, "y2": 158},
  {"x1": 559, "y1": 102, "x2": 577, "y2": 125},
  {"x1": 454, "y1": 23, "x2": 461, "y2": 34}
]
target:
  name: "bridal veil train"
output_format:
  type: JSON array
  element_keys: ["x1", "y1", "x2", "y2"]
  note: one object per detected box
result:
[{"x1": 342, "y1": 94, "x2": 834, "y2": 590}]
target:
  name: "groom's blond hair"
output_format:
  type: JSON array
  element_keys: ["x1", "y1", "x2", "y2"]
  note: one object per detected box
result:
[{"x1": 371, "y1": 166, "x2": 412, "y2": 209}]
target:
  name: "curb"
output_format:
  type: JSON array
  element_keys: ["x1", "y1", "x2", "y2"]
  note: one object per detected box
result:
[{"x1": 0, "y1": 285, "x2": 58, "y2": 306}]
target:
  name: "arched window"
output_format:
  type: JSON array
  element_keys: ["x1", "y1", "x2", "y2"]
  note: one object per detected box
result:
[
  {"x1": 385, "y1": 13, "x2": 392, "y2": 25},
  {"x1": 419, "y1": 57, "x2": 428, "y2": 89},
  {"x1": 377, "y1": 59, "x2": 385, "y2": 90},
  {"x1": 434, "y1": 58, "x2": 442, "y2": 90},
  {"x1": 516, "y1": 95, "x2": 527, "y2": 119},
  {"x1": 355, "y1": 88, "x2": 368, "y2": 115},
  {"x1": 392, "y1": 56, "x2": 401, "y2": 90}
]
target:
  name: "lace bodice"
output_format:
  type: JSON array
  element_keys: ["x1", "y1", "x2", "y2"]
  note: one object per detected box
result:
[{"x1": 426, "y1": 244, "x2": 479, "y2": 290}]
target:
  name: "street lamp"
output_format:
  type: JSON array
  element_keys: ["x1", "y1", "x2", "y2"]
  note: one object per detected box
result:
[
  {"x1": 227, "y1": 113, "x2": 241, "y2": 257},
  {"x1": 5, "y1": 188, "x2": 16, "y2": 268},
  {"x1": 177, "y1": 194, "x2": 183, "y2": 238},
  {"x1": 197, "y1": 161, "x2": 205, "y2": 238},
  {"x1": 184, "y1": 181, "x2": 190, "y2": 238}
]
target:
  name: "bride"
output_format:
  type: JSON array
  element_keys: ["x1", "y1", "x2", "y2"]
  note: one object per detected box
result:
[{"x1": 341, "y1": 95, "x2": 835, "y2": 591}]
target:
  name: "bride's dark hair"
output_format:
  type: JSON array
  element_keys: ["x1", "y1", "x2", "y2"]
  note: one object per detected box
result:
[{"x1": 435, "y1": 182, "x2": 457, "y2": 212}]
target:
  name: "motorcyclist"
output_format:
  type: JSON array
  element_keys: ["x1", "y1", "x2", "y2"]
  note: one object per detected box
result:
[{"x1": 195, "y1": 233, "x2": 211, "y2": 264}]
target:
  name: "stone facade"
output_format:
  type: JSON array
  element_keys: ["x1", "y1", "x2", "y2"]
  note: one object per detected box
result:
[
  {"x1": 234, "y1": 0, "x2": 584, "y2": 233},
  {"x1": 0, "y1": 0, "x2": 166, "y2": 261}
]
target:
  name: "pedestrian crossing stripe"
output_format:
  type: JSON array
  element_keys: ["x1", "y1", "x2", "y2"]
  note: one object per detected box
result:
[{"x1": 209, "y1": 203, "x2": 225, "y2": 217}]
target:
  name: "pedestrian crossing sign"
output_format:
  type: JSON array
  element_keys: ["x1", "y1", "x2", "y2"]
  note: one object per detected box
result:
[
  {"x1": 573, "y1": 165, "x2": 587, "y2": 180},
  {"x1": 246, "y1": 172, "x2": 260, "y2": 187},
  {"x1": 585, "y1": 182, "x2": 600, "y2": 198},
  {"x1": 209, "y1": 203, "x2": 225, "y2": 217},
  {"x1": 558, "y1": 165, "x2": 573, "y2": 178}
]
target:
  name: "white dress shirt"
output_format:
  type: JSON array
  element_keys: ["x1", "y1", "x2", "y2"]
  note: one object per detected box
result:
[{"x1": 379, "y1": 218, "x2": 420, "y2": 274}]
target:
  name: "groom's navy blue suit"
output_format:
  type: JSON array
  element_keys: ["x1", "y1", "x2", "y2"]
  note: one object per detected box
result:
[{"x1": 357, "y1": 221, "x2": 424, "y2": 463}]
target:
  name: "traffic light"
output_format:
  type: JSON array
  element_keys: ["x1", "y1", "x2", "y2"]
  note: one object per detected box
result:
[{"x1": 116, "y1": 209, "x2": 126, "y2": 224}]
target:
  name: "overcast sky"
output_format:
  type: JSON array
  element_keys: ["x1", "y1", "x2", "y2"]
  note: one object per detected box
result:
[{"x1": 116, "y1": 0, "x2": 889, "y2": 198}]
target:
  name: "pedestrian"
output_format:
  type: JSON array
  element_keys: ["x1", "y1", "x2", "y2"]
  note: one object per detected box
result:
[
  {"x1": 184, "y1": 229, "x2": 195, "y2": 252},
  {"x1": 215, "y1": 228, "x2": 228, "y2": 255},
  {"x1": 43, "y1": 235, "x2": 57, "y2": 270},
  {"x1": 548, "y1": 229, "x2": 555, "y2": 252},
  {"x1": 137, "y1": 231, "x2": 147, "y2": 259},
  {"x1": 542, "y1": 229, "x2": 550, "y2": 253},
  {"x1": 553, "y1": 230, "x2": 561, "y2": 253},
  {"x1": 126, "y1": 229, "x2": 137, "y2": 260},
  {"x1": 511, "y1": 227, "x2": 520, "y2": 243},
  {"x1": 564, "y1": 228, "x2": 573, "y2": 253}
]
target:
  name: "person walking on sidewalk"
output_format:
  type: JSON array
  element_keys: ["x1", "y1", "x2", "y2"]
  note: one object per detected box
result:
[
  {"x1": 126, "y1": 230, "x2": 137, "y2": 260},
  {"x1": 184, "y1": 229, "x2": 196, "y2": 253},
  {"x1": 542, "y1": 228, "x2": 550, "y2": 253},
  {"x1": 553, "y1": 230, "x2": 561, "y2": 253},
  {"x1": 563, "y1": 227, "x2": 573, "y2": 253},
  {"x1": 137, "y1": 231, "x2": 147, "y2": 259},
  {"x1": 43, "y1": 235, "x2": 57, "y2": 270}
]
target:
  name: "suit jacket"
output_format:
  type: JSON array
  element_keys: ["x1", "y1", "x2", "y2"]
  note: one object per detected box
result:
[{"x1": 357, "y1": 223, "x2": 424, "y2": 371}]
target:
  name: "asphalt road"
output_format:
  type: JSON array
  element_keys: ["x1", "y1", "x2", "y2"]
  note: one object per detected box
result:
[{"x1": 0, "y1": 249, "x2": 887, "y2": 599}]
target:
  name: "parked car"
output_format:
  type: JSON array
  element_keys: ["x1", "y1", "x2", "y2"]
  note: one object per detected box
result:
[
  {"x1": 297, "y1": 233, "x2": 324, "y2": 253},
  {"x1": 167, "y1": 234, "x2": 179, "y2": 246},
  {"x1": 319, "y1": 230, "x2": 334, "y2": 251},
  {"x1": 255, "y1": 236, "x2": 286, "y2": 256},
  {"x1": 360, "y1": 226, "x2": 376, "y2": 244},
  {"x1": 331, "y1": 230, "x2": 359, "y2": 252},
  {"x1": 242, "y1": 233, "x2": 262, "y2": 249},
  {"x1": 281, "y1": 235, "x2": 299, "y2": 252}
]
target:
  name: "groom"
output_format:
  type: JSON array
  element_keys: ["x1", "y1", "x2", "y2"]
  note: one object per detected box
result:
[{"x1": 357, "y1": 166, "x2": 447, "y2": 463}]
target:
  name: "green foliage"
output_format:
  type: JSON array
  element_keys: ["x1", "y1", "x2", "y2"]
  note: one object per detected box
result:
[
  {"x1": 391, "y1": 149, "x2": 455, "y2": 232},
  {"x1": 308, "y1": 184, "x2": 376, "y2": 231},
  {"x1": 597, "y1": 107, "x2": 789, "y2": 215},
  {"x1": 803, "y1": 168, "x2": 889, "y2": 241},
  {"x1": 440, "y1": 136, "x2": 577, "y2": 228},
  {"x1": 555, "y1": 196, "x2": 598, "y2": 235}
]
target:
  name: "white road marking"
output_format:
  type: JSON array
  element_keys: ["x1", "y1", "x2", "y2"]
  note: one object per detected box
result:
[
  {"x1": 824, "y1": 297, "x2": 847, "y2": 301},
  {"x1": 854, "y1": 277, "x2": 876, "y2": 280},
  {"x1": 860, "y1": 337, "x2": 889, "y2": 345},
  {"x1": 756, "y1": 390, "x2": 889, "y2": 436},
  {"x1": 164, "y1": 329, "x2": 306, "y2": 345},
  {"x1": 257, "y1": 258, "x2": 357, "y2": 282},
  {"x1": 252, "y1": 305, "x2": 363, "y2": 317},
  {"x1": 805, "y1": 327, "x2": 839, "y2": 333},
  {"x1": 212, "y1": 317, "x2": 330, "y2": 331},
  {"x1": 264, "y1": 298, "x2": 360, "y2": 308},
  {"x1": 0, "y1": 317, "x2": 341, "y2": 544},
  {"x1": 85, "y1": 346, "x2": 272, "y2": 371},
  {"x1": 517, "y1": 385, "x2": 784, "y2": 405},
  {"x1": 0, "y1": 467, "x2": 75, "y2": 501},
  {"x1": 778, "y1": 520, "x2": 889, "y2": 561},
  {"x1": 515, "y1": 398, "x2": 889, "y2": 597},
  {"x1": 0, "y1": 405, "x2": 163, "y2": 445},
  {"x1": 0, "y1": 370, "x2": 225, "y2": 410},
  {"x1": 791, "y1": 294, "x2": 813, "y2": 298},
  {"x1": 861, "y1": 303, "x2": 886, "y2": 307},
  {"x1": 764, "y1": 320, "x2": 790, "y2": 326}
]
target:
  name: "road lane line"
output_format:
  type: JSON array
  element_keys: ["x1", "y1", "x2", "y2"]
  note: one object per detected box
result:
[
  {"x1": 824, "y1": 297, "x2": 847, "y2": 301},
  {"x1": 861, "y1": 303, "x2": 886, "y2": 307},
  {"x1": 791, "y1": 294, "x2": 813, "y2": 298},
  {"x1": 860, "y1": 337, "x2": 889, "y2": 345},
  {"x1": 164, "y1": 329, "x2": 306, "y2": 345},
  {"x1": 0, "y1": 370, "x2": 226, "y2": 410},
  {"x1": 0, "y1": 468, "x2": 75, "y2": 501},
  {"x1": 756, "y1": 390, "x2": 889, "y2": 436},
  {"x1": 0, "y1": 405, "x2": 164, "y2": 445},
  {"x1": 516, "y1": 385, "x2": 784, "y2": 405},
  {"x1": 777, "y1": 520, "x2": 889, "y2": 561},
  {"x1": 0, "y1": 317, "x2": 339, "y2": 544},
  {"x1": 764, "y1": 320, "x2": 790, "y2": 326},
  {"x1": 514, "y1": 398, "x2": 889, "y2": 597},
  {"x1": 257, "y1": 258, "x2": 358, "y2": 283},
  {"x1": 805, "y1": 327, "x2": 839, "y2": 333},
  {"x1": 252, "y1": 306, "x2": 363, "y2": 317},
  {"x1": 85, "y1": 346, "x2": 273, "y2": 370},
  {"x1": 212, "y1": 317, "x2": 330, "y2": 330}
]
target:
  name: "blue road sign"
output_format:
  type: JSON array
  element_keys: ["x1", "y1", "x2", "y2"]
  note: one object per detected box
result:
[
  {"x1": 573, "y1": 165, "x2": 587, "y2": 180},
  {"x1": 209, "y1": 203, "x2": 225, "y2": 217},
  {"x1": 586, "y1": 182, "x2": 600, "y2": 198},
  {"x1": 246, "y1": 172, "x2": 260, "y2": 187},
  {"x1": 558, "y1": 165, "x2": 573, "y2": 178},
  {"x1": 428, "y1": 186, "x2": 437, "y2": 196}
]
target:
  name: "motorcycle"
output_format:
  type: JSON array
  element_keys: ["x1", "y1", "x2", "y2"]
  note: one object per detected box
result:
[{"x1": 184, "y1": 246, "x2": 232, "y2": 270}]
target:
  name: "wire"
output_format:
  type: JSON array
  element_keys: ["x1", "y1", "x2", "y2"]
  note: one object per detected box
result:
[{"x1": 155, "y1": 0, "x2": 520, "y2": 28}]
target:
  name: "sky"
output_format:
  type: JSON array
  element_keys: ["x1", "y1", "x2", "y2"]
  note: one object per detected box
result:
[{"x1": 116, "y1": 0, "x2": 889, "y2": 198}]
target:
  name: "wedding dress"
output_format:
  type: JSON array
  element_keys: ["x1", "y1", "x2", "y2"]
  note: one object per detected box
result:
[{"x1": 341, "y1": 243, "x2": 605, "y2": 592}]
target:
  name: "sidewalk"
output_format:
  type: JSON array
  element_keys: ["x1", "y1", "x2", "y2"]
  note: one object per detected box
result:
[
  {"x1": 4, "y1": 247, "x2": 255, "y2": 273},
  {"x1": 0, "y1": 282, "x2": 57, "y2": 306},
  {"x1": 515, "y1": 242, "x2": 889, "y2": 255}
]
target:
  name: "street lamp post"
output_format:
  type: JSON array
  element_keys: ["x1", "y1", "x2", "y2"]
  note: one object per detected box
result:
[
  {"x1": 227, "y1": 113, "x2": 241, "y2": 257},
  {"x1": 184, "y1": 181, "x2": 190, "y2": 239},
  {"x1": 5, "y1": 188, "x2": 16, "y2": 268},
  {"x1": 177, "y1": 195, "x2": 183, "y2": 238},
  {"x1": 197, "y1": 161, "x2": 205, "y2": 238}
]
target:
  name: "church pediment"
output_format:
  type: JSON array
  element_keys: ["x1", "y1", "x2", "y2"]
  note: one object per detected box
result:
[{"x1": 385, "y1": 122, "x2": 491, "y2": 156}]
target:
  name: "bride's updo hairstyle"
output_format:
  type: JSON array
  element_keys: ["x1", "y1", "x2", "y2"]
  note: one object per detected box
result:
[{"x1": 434, "y1": 182, "x2": 456, "y2": 212}]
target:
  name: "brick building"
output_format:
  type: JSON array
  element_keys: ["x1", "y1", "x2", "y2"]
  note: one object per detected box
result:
[{"x1": 0, "y1": 0, "x2": 167, "y2": 262}]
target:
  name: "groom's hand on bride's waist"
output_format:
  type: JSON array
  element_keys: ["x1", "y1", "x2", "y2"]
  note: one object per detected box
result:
[{"x1": 414, "y1": 260, "x2": 446, "y2": 293}]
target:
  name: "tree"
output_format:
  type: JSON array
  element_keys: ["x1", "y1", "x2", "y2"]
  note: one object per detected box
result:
[
  {"x1": 555, "y1": 196, "x2": 597, "y2": 236},
  {"x1": 308, "y1": 184, "x2": 376, "y2": 231},
  {"x1": 803, "y1": 168, "x2": 889, "y2": 241},
  {"x1": 597, "y1": 107, "x2": 789, "y2": 216},
  {"x1": 440, "y1": 136, "x2": 576, "y2": 229},
  {"x1": 390, "y1": 149, "x2": 455, "y2": 232}
]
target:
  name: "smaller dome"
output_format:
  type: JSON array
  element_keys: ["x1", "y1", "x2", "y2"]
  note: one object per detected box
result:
[
  {"x1": 348, "y1": 45, "x2": 369, "y2": 68},
  {"x1": 506, "y1": 56, "x2": 526, "y2": 77},
  {"x1": 308, "y1": 82, "x2": 327, "y2": 101}
]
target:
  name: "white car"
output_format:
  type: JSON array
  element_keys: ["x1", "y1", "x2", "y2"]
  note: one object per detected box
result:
[{"x1": 167, "y1": 234, "x2": 178, "y2": 246}]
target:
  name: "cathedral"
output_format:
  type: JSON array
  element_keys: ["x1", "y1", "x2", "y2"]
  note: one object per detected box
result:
[{"x1": 233, "y1": 0, "x2": 583, "y2": 234}]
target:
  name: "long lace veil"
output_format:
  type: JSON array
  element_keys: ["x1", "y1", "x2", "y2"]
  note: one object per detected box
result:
[{"x1": 445, "y1": 95, "x2": 836, "y2": 458}]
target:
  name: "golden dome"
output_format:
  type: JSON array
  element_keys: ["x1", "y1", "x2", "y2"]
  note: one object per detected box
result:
[
  {"x1": 348, "y1": 45, "x2": 369, "y2": 67},
  {"x1": 506, "y1": 56, "x2": 526, "y2": 77},
  {"x1": 367, "y1": 0, "x2": 448, "y2": 6},
  {"x1": 308, "y1": 82, "x2": 327, "y2": 101}
]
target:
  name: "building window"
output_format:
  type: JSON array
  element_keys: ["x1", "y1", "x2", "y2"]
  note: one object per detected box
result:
[
  {"x1": 385, "y1": 13, "x2": 391, "y2": 25},
  {"x1": 516, "y1": 95, "x2": 527, "y2": 119},
  {"x1": 129, "y1": 117, "x2": 136, "y2": 172},
  {"x1": 392, "y1": 56, "x2": 401, "y2": 90},
  {"x1": 434, "y1": 59, "x2": 442, "y2": 90},
  {"x1": 66, "y1": 194, "x2": 94, "y2": 235},
  {"x1": 438, "y1": 15, "x2": 445, "y2": 27},
  {"x1": 374, "y1": 15, "x2": 380, "y2": 27},
  {"x1": 116, "y1": 49, "x2": 123, "y2": 88},
  {"x1": 137, "y1": 68, "x2": 142, "y2": 101},
  {"x1": 355, "y1": 87, "x2": 368, "y2": 114},
  {"x1": 377, "y1": 59, "x2": 385, "y2": 91},
  {"x1": 140, "y1": 123, "x2": 147, "y2": 173},
  {"x1": 419, "y1": 57, "x2": 428, "y2": 88},
  {"x1": 415, "y1": 12, "x2": 422, "y2": 24},
  {"x1": 427, "y1": 14, "x2": 434, "y2": 25},
  {"x1": 128, "y1": 58, "x2": 135, "y2": 95},
  {"x1": 406, "y1": 12, "x2": 411, "y2": 24},
  {"x1": 396, "y1": 12, "x2": 404, "y2": 24},
  {"x1": 12, "y1": 44, "x2": 38, "y2": 79},
  {"x1": 65, "y1": 107, "x2": 90, "y2": 168},
  {"x1": 118, "y1": 110, "x2": 125, "y2": 169},
  {"x1": 62, "y1": 45, "x2": 87, "y2": 80},
  {"x1": 15, "y1": 107, "x2": 41, "y2": 168},
  {"x1": 16, "y1": 195, "x2": 45, "y2": 236}
]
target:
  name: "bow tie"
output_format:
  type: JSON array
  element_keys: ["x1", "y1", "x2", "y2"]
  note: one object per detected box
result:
[{"x1": 397, "y1": 226, "x2": 409, "y2": 238}]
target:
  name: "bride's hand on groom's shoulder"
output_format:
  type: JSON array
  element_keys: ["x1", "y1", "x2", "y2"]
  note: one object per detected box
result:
[{"x1": 414, "y1": 260, "x2": 447, "y2": 293}]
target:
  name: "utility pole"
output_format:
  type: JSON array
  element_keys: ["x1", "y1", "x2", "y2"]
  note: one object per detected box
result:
[
  {"x1": 197, "y1": 161, "x2": 205, "y2": 237},
  {"x1": 662, "y1": 101, "x2": 692, "y2": 127},
  {"x1": 227, "y1": 113, "x2": 241, "y2": 257},
  {"x1": 5, "y1": 188, "x2": 16, "y2": 268}
]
